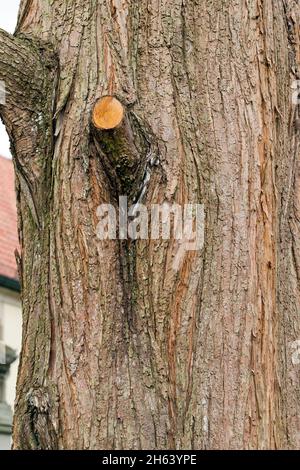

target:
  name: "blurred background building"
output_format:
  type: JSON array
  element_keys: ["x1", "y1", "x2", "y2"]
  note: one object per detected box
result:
[{"x1": 0, "y1": 155, "x2": 22, "y2": 450}]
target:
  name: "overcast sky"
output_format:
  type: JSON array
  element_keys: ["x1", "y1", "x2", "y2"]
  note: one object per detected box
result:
[{"x1": 0, "y1": 1, "x2": 21, "y2": 158}]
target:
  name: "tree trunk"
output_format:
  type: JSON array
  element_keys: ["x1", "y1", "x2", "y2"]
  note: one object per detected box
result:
[{"x1": 0, "y1": 0, "x2": 299, "y2": 450}]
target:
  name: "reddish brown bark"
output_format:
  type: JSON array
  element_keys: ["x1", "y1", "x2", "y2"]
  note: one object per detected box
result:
[{"x1": 0, "y1": 0, "x2": 299, "y2": 449}]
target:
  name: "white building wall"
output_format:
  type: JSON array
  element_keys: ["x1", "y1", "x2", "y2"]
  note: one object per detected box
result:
[
  {"x1": 0, "y1": 433, "x2": 11, "y2": 450},
  {"x1": 0, "y1": 286, "x2": 22, "y2": 449}
]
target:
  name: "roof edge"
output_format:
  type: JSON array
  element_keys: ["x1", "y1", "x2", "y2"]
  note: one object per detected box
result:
[{"x1": 0, "y1": 275, "x2": 20, "y2": 293}]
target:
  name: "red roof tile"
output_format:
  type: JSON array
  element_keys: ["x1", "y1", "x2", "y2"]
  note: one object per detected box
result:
[{"x1": 0, "y1": 155, "x2": 19, "y2": 281}]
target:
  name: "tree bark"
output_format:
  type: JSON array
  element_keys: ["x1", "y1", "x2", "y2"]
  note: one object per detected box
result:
[{"x1": 0, "y1": 0, "x2": 299, "y2": 450}]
